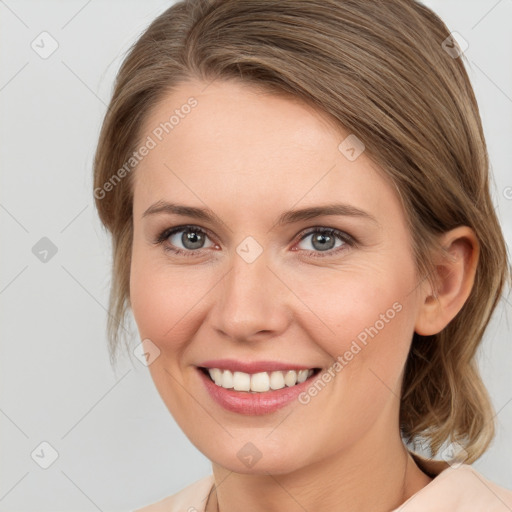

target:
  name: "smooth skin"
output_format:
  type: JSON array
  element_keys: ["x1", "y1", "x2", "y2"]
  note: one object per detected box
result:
[{"x1": 130, "y1": 79, "x2": 479, "y2": 512}]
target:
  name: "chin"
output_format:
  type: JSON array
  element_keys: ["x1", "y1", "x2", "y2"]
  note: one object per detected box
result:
[{"x1": 205, "y1": 439, "x2": 313, "y2": 475}]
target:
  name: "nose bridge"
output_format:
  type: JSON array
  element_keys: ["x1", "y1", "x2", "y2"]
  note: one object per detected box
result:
[{"x1": 211, "y1": 241, "x2": 290, "y2": 341}]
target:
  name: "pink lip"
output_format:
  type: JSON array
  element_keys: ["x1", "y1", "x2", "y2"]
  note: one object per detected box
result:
[
  {"x1": 197, "y1": 359, "x2": 318, "y2": 373},
  {"x1": 196, "y1": 366, "x2": 320, "y2": 415}
]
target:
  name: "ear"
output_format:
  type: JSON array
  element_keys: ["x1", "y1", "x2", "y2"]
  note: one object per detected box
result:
[{"x1": 414, "y1": 226, "x2": 479, "y2": 336}]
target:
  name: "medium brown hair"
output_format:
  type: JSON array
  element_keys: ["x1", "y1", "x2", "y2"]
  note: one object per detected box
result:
[{"x1": 93, "y1": 0, "x2": 510, "y2": 463}]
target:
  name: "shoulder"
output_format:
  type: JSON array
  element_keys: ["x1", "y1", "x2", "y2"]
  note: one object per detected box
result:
[
  {"x1": 396, "y1": 455, "x2": 512, "y2": 511},
  {"x1": 133, "y1": 474, "x2": 215, "y2": 512},
  {"x1": 444, "y1": 465, "x2": 512, "y2": 510}
]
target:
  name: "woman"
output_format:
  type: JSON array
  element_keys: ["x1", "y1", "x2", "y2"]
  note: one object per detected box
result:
[{"x1": 92, "y1": 1, "x2": 512, "y2": 510}]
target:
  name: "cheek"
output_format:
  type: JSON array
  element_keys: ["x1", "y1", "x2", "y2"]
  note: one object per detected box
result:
[
  {"x1": 295, "y1": 260, "x2": 418, "y2": 393},
  {"x1": 299, "y1": 262, "x2": 414, "y2": 338},
  {"x1": 130, "y1": 259, "x2": 172, "y2": 340},
  {"x1": 285, "y1": 269, "x2": 418, "y2": 452},
  {"x1": 129, "y1": 251, "x2": 209, "y2": 414},
  {"x1": 129, "y1": 247, "x2": 215, "y2": 354}
]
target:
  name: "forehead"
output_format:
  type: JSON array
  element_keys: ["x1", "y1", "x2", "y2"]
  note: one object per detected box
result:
[
  {"x1": 137, "y1": 79, "x2": 344, "y2": 168},
  {"x1": 132, "y1": 78, "x2": 399, "y2": 225}
]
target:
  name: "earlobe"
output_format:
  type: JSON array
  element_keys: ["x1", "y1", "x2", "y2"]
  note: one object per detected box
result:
[{"x1": 414, "y1": 226, "x2": 479, "y2": 336}]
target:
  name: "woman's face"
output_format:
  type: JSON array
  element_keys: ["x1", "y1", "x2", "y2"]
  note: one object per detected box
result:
[{"x1": 130, "y1": 78, "x2": 425, "y2": 474}]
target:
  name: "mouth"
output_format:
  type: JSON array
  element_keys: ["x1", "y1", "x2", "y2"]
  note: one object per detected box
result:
[{"x1": 198, "y1": 366, "x2": 322, "y2": 394}]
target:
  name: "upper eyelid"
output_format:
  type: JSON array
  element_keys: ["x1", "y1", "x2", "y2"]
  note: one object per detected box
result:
[{"x1": 163, "y1": 224, "x2": 215, "y2": 241}]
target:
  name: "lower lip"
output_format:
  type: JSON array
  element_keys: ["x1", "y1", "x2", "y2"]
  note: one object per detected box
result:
[{"x1": 196, "y1": 367, "x2": 320, "y2": 415}]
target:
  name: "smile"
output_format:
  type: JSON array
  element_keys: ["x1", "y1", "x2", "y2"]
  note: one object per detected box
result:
[{"x1": 200, "y1": 367, "x2": 321, "y2": 393}]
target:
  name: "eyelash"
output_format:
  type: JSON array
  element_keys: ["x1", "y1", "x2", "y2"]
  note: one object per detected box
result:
[{"x1": 154, "y1": 225, "x2": 356, "y2": 259}]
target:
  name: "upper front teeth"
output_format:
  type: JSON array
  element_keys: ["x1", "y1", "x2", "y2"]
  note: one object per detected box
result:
[{"x1": 207, "y1": 368, "x2": 314, "y2": 393}]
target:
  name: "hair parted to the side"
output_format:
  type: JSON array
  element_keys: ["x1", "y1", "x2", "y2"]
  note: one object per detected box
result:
[{"x1": 93, "y1": 0, "x2": 510, "y2": 463}]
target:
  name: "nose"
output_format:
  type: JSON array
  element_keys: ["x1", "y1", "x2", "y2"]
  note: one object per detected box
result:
[{"x1": 209, "y1": 246, "x2": 292, "y2": 343}]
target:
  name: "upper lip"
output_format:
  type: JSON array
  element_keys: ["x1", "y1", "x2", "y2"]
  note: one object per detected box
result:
[{"x1": 197, "y1": 359, "x2": 320, "y2": 374}]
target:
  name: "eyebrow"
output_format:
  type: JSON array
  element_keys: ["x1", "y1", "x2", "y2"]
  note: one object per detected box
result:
[{"x1": 142, "y1": 200, "x2": 379, "y2": 227}]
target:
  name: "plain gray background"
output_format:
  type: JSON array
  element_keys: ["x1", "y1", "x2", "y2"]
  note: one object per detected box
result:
[{"x1": 1, "y1": 1, "x2": 511, "y2": 510}]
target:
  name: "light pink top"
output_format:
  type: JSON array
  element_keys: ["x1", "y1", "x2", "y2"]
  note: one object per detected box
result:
[{"x1": 134, "y1": 452, "x2": 512, "y2": 511}]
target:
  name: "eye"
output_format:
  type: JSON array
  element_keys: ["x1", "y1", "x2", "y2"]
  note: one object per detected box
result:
[
  {"x1": 154, "y1": 225, "x2": 355, "y2": 259},
  {"x1": 155, "y1": 225, "x2": 216, "y2": 256},
  {"x1": 295, "y1": 227, "x2": 354, "y2": 257}
]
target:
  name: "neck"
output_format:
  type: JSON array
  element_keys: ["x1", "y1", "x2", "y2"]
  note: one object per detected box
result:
[{"x1": 207, "y1": 425, "x2": 432, "y2": 512}]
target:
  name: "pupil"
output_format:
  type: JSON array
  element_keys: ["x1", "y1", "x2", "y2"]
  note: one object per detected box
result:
[
  {"x1": 183, "y1": 230, "x2": 203, "y2": 249},
  {"x1": 313, "y1": 233, "x2": 334, "y2": 251}
]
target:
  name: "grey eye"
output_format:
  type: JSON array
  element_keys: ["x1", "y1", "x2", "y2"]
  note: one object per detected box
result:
[
  {"x1": 297, "y1": 230, "x2": 345, "y2": 252},
  {"x1": 168, "y1": 228, "x2": 214, "y2": 251}
]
